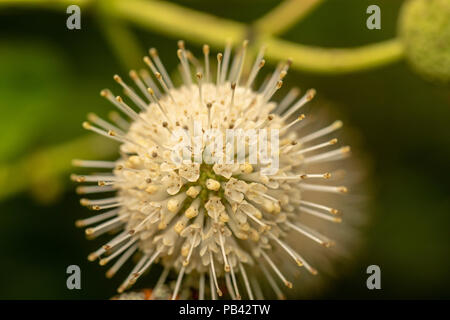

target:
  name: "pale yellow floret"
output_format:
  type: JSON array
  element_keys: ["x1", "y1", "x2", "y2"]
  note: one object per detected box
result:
[{"x1": 206, "y1": 179, "x2": 221, "y2": 191}]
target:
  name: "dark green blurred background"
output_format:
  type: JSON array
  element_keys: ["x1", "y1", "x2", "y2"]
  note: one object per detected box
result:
[{"x1": 0, "y1": 0, "x2": 449, "y2": 299}]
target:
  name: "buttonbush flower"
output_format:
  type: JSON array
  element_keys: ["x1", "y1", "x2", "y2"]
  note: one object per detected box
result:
[{"x1": 72, "y1": 40, "x2": 361, "y2": 300}]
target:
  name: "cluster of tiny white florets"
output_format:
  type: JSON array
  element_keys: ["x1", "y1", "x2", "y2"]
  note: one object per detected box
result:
[{"x1": 72, "y1": 40, "x2": 354, "y2": 300}]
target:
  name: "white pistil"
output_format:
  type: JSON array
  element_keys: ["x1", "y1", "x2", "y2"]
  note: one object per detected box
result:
[
  {"x1": 218, "y1": 230, "x2": 230, "y2": 272},
  {"x1": 138, "y1": 69, "x2": 161, "y2": 97},
  {"x1": 113, "y1": 75, "x2": 148, "y2": 110},
  {"x1": 87, "y1": 113, "x2": 126, "y2": 136},
  {"x1": 294, "y1": 138, "x2": 338, "y2": 156},
  {"x1": 85, "y1": 116, "x2": 157, "y2": 150},
  {"x1": 234, "y1": 40, "x2": 248, "y2": 86},
  {"x1": 85, "y1": 215, "x2": 126, "y2": 236},
  {"x1": 260, "y1": 62, "x2": 282, "y2": 94},
  {"x1": 102, "y1": 232, "x2": 132, "y2": 251},
  {"x1": 101, "y1": 91, "x2": 139, "y2": 121},
  {"x1": 285, "y1": 221, "x2": 334, "y2": 248},
  {"x1": 300, "y1": 200, "x2": 340, "y2": 215},
  {"x1": 156, "y1": 72, "x2": 175, "y2": 102},
  {"x1": 72, "y1": 159, "x2": 116, "y2": 169},
  {"x1": 281, "y1": 89, "x2": 316, "y2": 121},
  {"x1": 281, "y1": 114, "x2": 305, "y2": 133},
  {"x1": 99, "y1": 237, "x2": 138, "y2": 266},
  {"x1": 300, "y1": 183, "x2": 348, "y2": 194},
  {"x1": 196, "y1": 72, "x2": 204, "y2": 105},
  {"x1": 76, "y1": 185, "x2": 115, "y2": 194},
  {"x1": 183, "y1": 232, "x2": 198, "y2": 266},
  {"x1": 209, "y1": 250, "x2": 223, "y2": 296},
  {"x1": 276, "y1": 87, "x2": 300, "y2": 114},
  {"x1": 133, "y1": 248, "x2": 162, "y2": 281},
  {"x1": 299, "y1": 120, "x2": 343, "y2": 144},
  {"x1": 88, "y1": 231, "x2": 127, "y2": 261},
  {"x1": 171, "y1": 266, "x2": 186, "y2": 300},
  {"x1": 89, "y1": 202, "x2": 122, "y2": 211},
  {"x1": 97, "y1": 181, "x2": 116, "y2": 186},
  {"x1": 82, "y1": 122, "x2": 127, "y2": 145},
  {"x1": 108, "y1": 111, "x2": 130, "y2": 131},
  {"x1": 199, "y1": 273, "x2": 206, "y2": 300},
  {"x1": 209, "y1": 268, "x2": 217, "y2": 300},
  {"x1": 294, "y1": 252, "x2": 318, "y2": 275},
  {"x1": 106, "y1": 243, "x2": 138, "y2": 279},
  {"x1": 260, "y1": 250, "x2": 293, "y2": 289},
  {"x1": 299, "y1": 205, "x2": 342, "y2": 223},
  {"x1": 206, "y1": 102, "x2": 213, "y2": 129},
  {"x1": 238, "y1": 262, "x2": 254, "y2": 300},
  {"x1": 80, "y1": 196, "x2": 120, "y2": 206},
  {"x1": 225, "y1": 274, "x2": 236, "y2": 300},
  {"x1": 250, "y1": 274, "x2": 266, "y2": 300},
  {"x1": 129, "y1": 70, "x2": 152, "y2": 100},
  {"x1": 128, "y1": 209, "x2": 159, "y2": 234},
  {"x1": 75, "y1": 208, "x2": 119, "y2": 227},
  {"x1": 268, "y1": 231, "x2": 303, "y2": 267},
  {"x1": 246, "y1": 46, "x2": 266, "y2": 89},
  {"x1": 118, "y1": 254, "x2": 149, "y2": 293},
  {"x1": 250, "y1": 275, "x2": 264, "y2": 300},
  {"x1": 143, "y1": 56, "x2": 175, "y2": 102},
  {"x1": 220, "y1": 40, "x2": 231, "y2": 85},
  {"x1": 300, "y1": 173, "x2": 332, "y2": 179},
  {"x1": 229, "y1": 261, "x2": 241, "y2": 300},
  {"x1": 270, "y1": 175, "x2": 302, "y2": 181},
  {"x1": 149, "y1": 48, "x2": 174, "y2": 88},
  {"x1": 186, "y1": 50, "x2": 202, "y2": 72},
  {"x1": 203, "y1": 44, "x2": 210, "y2": 82},
  {"x1": 240, "y1": 206, "x2": 269, "y2": 230},
  {"x1": 216, "y1": 53, "x2": 223, "y2": 94},
  {"x1": 279, "y1": 140, "x2": 297, "y2": 153},
  {"x1": 253, "y1": 190, "x2": 278, "y2": 203},
  {"x1": 147, "y1": 88, "x2": 170, "y2": 121},
  {"x1": 258, "y1": 74, "x2": 271, "y2": 94},
  {"x1": 71, "y1": 174, "x2": 117, "y2": 183},
  {"x1": 230, "y1": 82, "x2": 236, "y2": 109},
  {"x1": 177, "y1": 41, "x2": 192, "y2": 86},
  {"x1": 259, "y1": 80, "x2": 283, "y2": 114},
  {"x1": 151, "y1": 266, "x2": 170, "y2": 299},
  {"x1": 303, "y1": 146, "x2": 350, "y2": 164}
]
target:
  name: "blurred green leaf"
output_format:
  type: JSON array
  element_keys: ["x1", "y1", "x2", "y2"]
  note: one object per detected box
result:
[{"x1": 0, "y1": 41, "x2": 70, "y2": 162}]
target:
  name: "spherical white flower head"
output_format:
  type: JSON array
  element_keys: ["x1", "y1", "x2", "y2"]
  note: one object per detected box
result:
[{"x1": 73, "y1": 41, "x2": 361, "y2": 300}]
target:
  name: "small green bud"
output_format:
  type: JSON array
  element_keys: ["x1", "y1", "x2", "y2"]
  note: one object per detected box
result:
[{"x1": 398, "y1": 0, "x2": 450, "y2": 83}]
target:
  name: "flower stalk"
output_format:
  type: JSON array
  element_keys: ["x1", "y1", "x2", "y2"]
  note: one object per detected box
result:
[{"x1": 253, "y1": 0, "x2": 324, "y2": 36}]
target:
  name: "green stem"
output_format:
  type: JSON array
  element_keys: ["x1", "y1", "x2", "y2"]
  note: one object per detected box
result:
[
  {"x1": 97, "y1": 0, "x2": 144, "y2": 71},
  {"x1": 110, "y1": 0, "x2": 246, "y2": 48},
  {"x1": 253, "y1": 0, "x2": 324, "y2": 36},
  {"x1": 1, "y1": 0, "x2": 405, "y2": 75},
  {"x1": 109, "y1": 0, "x2": 404, "y2": 74},
  {"x1": 0, "y1": 0, "x2": 92, "y2": 10},
  {"x1": 263, "y1": 37, "x2": 405, "y2": 74}
]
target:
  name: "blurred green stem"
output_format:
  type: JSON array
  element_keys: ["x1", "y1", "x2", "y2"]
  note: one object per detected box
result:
[
  {"x1": 0, "y1": 0, "x2": 92, "y2": 10},
  {"x1": 0, "y1": 0, "x2": 405, "y2": 75},
  {"x1": 263, "y1": 37, "x2": 404, "y2": 74},
  {"x1": 97, "y1": 0, "x2": 144, "y2": 71},
  {"x1": 110, "y1": 0, "x2": 404, "y2": 74},
  {"x1": 253, "y1": 0, "x2": 324, "y2": 36},
  {"x1": 111, "y1": 0, "x2": 245, "y2": 48}
]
